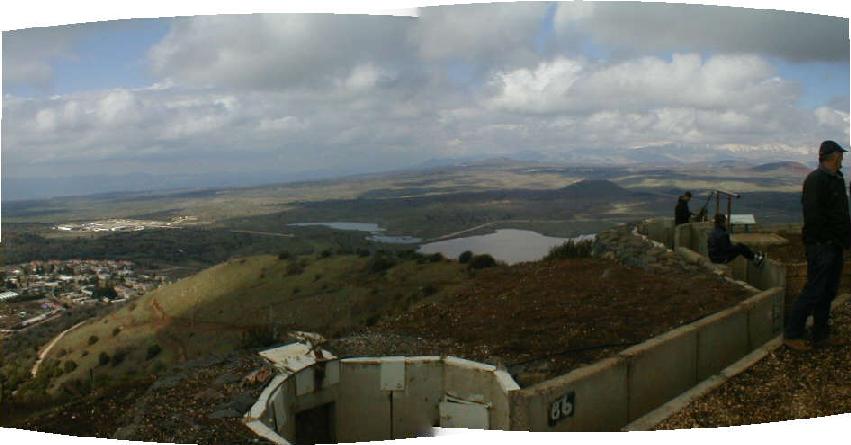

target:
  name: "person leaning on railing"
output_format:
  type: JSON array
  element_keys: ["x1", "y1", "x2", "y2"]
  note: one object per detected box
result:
[{"x1": 784, "y1": 140, "x2": 851, "y2": 351}]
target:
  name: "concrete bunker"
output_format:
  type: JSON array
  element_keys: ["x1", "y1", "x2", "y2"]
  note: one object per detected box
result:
[{"x1": 244, "y1": 342, "x2": 520, "y2": 444}]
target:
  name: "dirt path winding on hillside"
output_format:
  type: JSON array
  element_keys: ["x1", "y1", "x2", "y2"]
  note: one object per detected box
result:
[{"x1": 32, "y1": 320, "x2": 89, "y2": 377}]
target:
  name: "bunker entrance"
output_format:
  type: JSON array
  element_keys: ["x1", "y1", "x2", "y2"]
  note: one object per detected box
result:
[{"x1": 295, "y1": 402, "x2": 335, "y2": 445}]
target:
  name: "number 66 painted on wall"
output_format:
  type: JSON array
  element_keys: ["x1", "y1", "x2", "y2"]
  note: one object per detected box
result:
[{"x1": 548, "y1": 391, "x2": 575, "y2": 426}]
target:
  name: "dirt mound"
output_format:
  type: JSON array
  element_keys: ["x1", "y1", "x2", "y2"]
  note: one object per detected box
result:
[{"x1": 335, "y1": 257, "x2": 752, "y2": 386}]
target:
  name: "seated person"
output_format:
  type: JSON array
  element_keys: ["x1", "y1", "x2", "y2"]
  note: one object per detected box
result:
[{"x1": 708, "y1": 214, "x2": 765, "y2": 266}]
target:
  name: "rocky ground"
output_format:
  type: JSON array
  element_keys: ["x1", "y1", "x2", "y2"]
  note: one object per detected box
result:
[
  {"x1": 331, "y1": 225, "x2": 753, "y2": 387},
  {"x1": 10, "y1": 350, "x2": 275, "y2": 444},
  {"x1": 658, "y1": 298, "x2": 851, "y2": 429}
]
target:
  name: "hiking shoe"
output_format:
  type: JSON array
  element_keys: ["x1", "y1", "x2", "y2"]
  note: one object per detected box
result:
[{"x1": 783, "y1": 338, "x2": 812, "y2": 351}]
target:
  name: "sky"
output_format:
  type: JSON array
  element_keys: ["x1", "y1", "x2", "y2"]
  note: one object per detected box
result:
[{"x1": 1, "y1": 1, "x2": 849, "y2": 190}]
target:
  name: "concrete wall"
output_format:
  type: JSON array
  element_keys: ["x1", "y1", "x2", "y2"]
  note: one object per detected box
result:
[
  {"x1": 621, "y1": 325, "x2": 698, "y2": 421},
  {"x1": 247, "y1": 354, "x2": 520, "y2": 444},
  {"x1": 508, "y1": 287, "x2": 784, "y2": 431},
  {"x1": 640, "y1": 218, "x2": 675, "y2": 249},
  {"x1": 509, "y1": 357, "x2": 628, "y2": 431}
]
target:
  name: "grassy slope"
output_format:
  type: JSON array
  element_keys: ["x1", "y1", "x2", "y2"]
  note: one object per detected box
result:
[{"x1": 41, "y1": 253, "x2": 469, "y2": 392}]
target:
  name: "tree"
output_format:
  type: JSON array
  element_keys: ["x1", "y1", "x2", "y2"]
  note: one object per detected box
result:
[{"x1": 468, "y1": 254, "x2": 497, "y2": 269}]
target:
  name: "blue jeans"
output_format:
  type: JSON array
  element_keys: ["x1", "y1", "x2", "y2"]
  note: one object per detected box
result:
[{"x1": 785, "y1": 242, "x2": 844, "y2": 340}]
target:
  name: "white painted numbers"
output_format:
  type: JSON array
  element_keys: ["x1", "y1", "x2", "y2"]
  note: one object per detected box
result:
[{"x1": 548, "y1": 391, "x2": 575, "y2": 426}]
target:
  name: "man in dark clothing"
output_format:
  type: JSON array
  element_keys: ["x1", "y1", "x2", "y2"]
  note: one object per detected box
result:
[
  {"x1": 785, "y1": 140, "x2": 850, "y2": 351},
  {"x1": 708, "y1": 214, "x2": 764, "y2": 266},
  {"x1": 675, "y1": 191, "x2": 693, "y2": 226}
]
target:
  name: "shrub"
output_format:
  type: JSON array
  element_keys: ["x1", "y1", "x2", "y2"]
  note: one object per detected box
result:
[
  {"x1": 88, "y1": 335, "x2": 99, "y2": 346},
  {"x1": 63, "y1": 360, "x2": 78, "y2": 374},
  {"x1": 320, "y1": 249, "x2": 333, "y2": 258},
  {"x1": 146, "y1": 344, "x2": 162, "y2": 361},
  {"x1": 366, "y1": 255, "x2": 396, "y2": 274},
  {"x1": 277, "y1": 251, "x2": 291, "y2": 260},
  {"x1": 468, "y1": 254, "x2": 497, "y2": 269},
  {"x1": 112, "y1": 327, "x2": 121, "y2": 337},
  {"x1": 421, "y1": 284, "x2": 438, "y2": 296},
  {"x1": 244, "y1": 325, "x2": 277, "y2": 348},
  {"x1": 98, "y1": 352, "x2": 110, "y2": 366},
  {"x1": 544, "y1": 240, "x2": 593, "y2": 261},
  {"x1": 458, "y1": 251, "x2": 474, "y2": 264},
  {"x1": 427, "y1": 253, "x2": 444, "y2": 263},
  {"x1": 356, "y1": 248, "x2": 371, "y2": 257},
  {"x1": 110, "y1": 350, "x2": 127, "y2": 367},
  {"x1": 286, "y1": 262, "x2": 304, "y2": 276}
]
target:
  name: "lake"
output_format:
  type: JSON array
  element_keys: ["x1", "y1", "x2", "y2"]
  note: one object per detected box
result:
[
  {"x1": 418, "y1": 229, "x2": 594, "y2": 265},
  {"x1": 288, "y1": 222, "x2": 422, "y2": 244}
]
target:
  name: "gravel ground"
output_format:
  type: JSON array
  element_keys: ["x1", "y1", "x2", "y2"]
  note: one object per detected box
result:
[{"x1": 658, "y1": 298, "x2": 851, "y2": 429}]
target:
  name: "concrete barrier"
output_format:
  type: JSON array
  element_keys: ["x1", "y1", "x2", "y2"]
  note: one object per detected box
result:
[
  {"x1": 620, "y1": 325, "x2": 698, "y2": 421},
  {"x1": 693, "y1": 308, "x2": 749, "y2": 381},
  {"x1": 640, "y1": 218, "x2": 675, "y2": 249},
  {"x1": 509, "y1": 357, "x2": 628, "y2": 432}
]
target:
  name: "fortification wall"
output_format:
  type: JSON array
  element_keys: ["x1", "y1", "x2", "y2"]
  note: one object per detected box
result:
[
  {"x1": 245, "y1": 353, "x2": 519, "y2": 444},
  {"x1": 507, "y1": 287, "x2": 783, "y2": 431}
]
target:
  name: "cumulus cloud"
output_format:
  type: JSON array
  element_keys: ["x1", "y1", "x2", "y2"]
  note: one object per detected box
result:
[
  {"x1": 486, "y1": 53, "x2": 798, "y2": 114},
  {"x1": 554, "y1": 2, "x2": 849, "y2": 63},
  {"x1": 147, "y1": 14, "x2": 416, "y2": 91}
]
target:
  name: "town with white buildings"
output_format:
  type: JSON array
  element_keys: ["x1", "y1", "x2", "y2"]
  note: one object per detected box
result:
[{"x1": 0, "y1": 259, "x2": 169, "y2": 332}]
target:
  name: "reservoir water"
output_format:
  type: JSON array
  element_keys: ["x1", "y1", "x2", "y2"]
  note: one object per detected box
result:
[{"x1": 418, "y1": 229, "x2": 594, "y2": 265}]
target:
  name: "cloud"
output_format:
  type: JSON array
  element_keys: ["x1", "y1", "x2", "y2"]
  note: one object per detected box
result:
[
  {"x1": 554, "y1": 2, "x2": 849, "y2": 63},
  {"x1": 147, "y1": 14, "x2": 416, "y2": 91},
  {"x1": 2, "y1": 25, "x2": 86, "y2": 90},
  {"x1": 413, "y1": 2, "x2": 549, "y2": 65},
  {"x1": 486, "y1": 53, "x2": 797, "y2": 114}
]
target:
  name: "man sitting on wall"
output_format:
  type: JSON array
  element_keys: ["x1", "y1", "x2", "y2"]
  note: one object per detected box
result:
[{"x1": 708, "y1": 214, "x2": 765, "y2": 267}]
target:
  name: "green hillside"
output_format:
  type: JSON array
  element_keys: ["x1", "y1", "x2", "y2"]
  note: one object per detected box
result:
[{"x1": 39, "y1": 252, "x2": 470, "y2": 393}]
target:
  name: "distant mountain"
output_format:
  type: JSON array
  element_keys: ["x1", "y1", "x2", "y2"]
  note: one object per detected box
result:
[
  {"x1": 1, "y1": 168, "x2": 354, "y2": 202},
  {"x1": 751, "y1": 161, "x2": 811, "y2": 174},
  {"x1": 557, "y1": 179, "x2": 630, "y2": 199}
]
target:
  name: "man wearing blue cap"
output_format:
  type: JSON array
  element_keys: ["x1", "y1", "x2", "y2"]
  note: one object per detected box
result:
[{"x1": 784, "y1": 140, "x2": 850, "y2": 350}]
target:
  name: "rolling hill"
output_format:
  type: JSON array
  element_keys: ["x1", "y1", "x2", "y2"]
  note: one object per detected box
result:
[{"x1": 37, "y1": 253, "x2": 471, "y2": 393}]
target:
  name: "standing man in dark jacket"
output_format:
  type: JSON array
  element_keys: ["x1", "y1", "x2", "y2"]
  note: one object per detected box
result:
[
  {"x1": 675, "y1": 191, "x2": 693, "y2": 226},
  {"x1": 784, "y1": 140, "x2": 851, "y2": 350}
]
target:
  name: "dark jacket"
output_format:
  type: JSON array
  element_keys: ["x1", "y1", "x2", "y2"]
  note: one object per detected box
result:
[
  {"x1": 801, "y1": 167, "x2": 851, "y2": 248},
  {"x1": 675, "y1": 197, "x2": 692, "y2": 226},
  {"x1": 708, "y1": 225, "x2": 733, "y2": 263}
]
